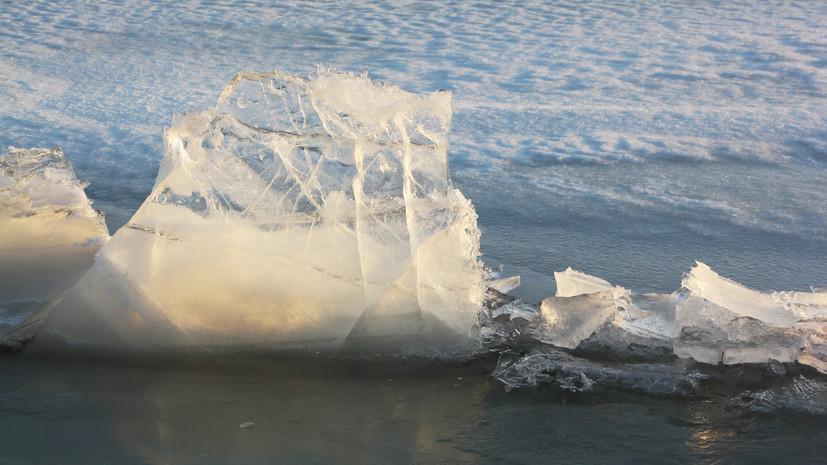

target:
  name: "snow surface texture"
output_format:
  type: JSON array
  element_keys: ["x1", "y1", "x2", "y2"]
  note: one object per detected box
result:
[
  {"x1": 2, "y1": 1, "x2": 825, "y2": 295},
  {"x1": 486, "y1": 262, "x2": 827, "y2": 382},
  {"x1": 0, "y1": 147, "x2": 108, "y2": 348},
  {"x1": 40, "y1": 71, "x2": 484, "y2": 351}
]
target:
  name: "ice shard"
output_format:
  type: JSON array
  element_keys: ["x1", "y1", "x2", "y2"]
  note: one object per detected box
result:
[
  {"x1": 674, "y1": 264, "x2": 810, "y2": 365},
  {"x1": 534, "y1": 292, "x2": 618, "y2": 349},
  {"x1": 682, "y1": 261, "x2": 797, "y2": 327},
  {"x1": 554, "y1": 267, "x2": 627, "y2": 299},
  {"x1": 39, "y1": 71, "x2": 483, "y2": 350},
  {"x1": 539, "y1": 268, "x2": 679, "y2": 353},
  {"x1": 0, "y1": 147, "x2": 109, "y2": 348}
]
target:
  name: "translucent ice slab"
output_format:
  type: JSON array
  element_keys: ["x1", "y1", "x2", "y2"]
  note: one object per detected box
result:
[
  {"x1": 530, "y1": 265, "x2": 825, "y2": 373},
  {"x1": 1, "y1": 147, "x2": 108, "y2": 349},
  {"x1": 534, "y1": 292, "x2": 618, "y2": 349},
  {"x1": 682, "y1": 261, "x2": 797, "y2": 327},
  {"x1": 40, "y1": 71, "x2": 483, "y2": 351},
  {"x1": 554, "y1": 267, "x2": 627, "y2": 299}
]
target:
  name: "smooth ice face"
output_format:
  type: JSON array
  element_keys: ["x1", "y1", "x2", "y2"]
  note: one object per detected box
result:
[
  {"x1": 41, "y1": 71, "x2": 483, "y2": 350},
  {"x1": 0, "y1": 147, "x2": 108, "y2": 347},
  {"x1": 534, "y1": 292, "x2": 618, "y2": 349},
  {"x1": 682, "y1": 261, "x2": 797, "y2": 327},
  {"x1": 554, "y1": 267, "x2": 628, "y2": 299}
]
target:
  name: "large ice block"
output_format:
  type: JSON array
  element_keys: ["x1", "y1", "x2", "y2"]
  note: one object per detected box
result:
[
  {"x1": 40, "y1": 71, "x2": 483, "y2": 350},
  {"x1": 1, "y1": 147, "x2": 108, "y2": 348}
]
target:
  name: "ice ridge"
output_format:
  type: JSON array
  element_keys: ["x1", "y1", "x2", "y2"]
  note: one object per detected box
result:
[{"x1": 477, "y1": 261, "x2": 827, "y2": 394}]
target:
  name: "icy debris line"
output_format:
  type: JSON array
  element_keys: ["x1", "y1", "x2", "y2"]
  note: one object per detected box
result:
[
  {"x1": 492, "y1": 347, "x2": 699, "y2": 395},
  {"x1": 480, "y1": 262, "x2": 827, "y2": 383},
  {"x1": 729, "y1": 375, "x2": 827, "y2": 415},
  {"x1": 0, "y1": 147, "x2": 109, "y2": 349},
  {"x1": 39, "y1": 70, "x2": 484, "y2": 351}
]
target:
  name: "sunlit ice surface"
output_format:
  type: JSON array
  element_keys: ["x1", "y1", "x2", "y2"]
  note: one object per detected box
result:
[
  {"x1": 0, "y1": 147, "x2": 109, "y2": 349},
  {"x1": 37, "y1": 71, "x2": 484, "y2": 352}
]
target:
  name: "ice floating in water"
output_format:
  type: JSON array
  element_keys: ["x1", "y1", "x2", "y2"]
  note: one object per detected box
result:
[
  {"x1": 493, "y1": 347, "x2": 699, "y2": 395},
  {"x1": 40, "y1": 71, "x2": 483, "y2": 350},
  {"x1": 729, "y1": 375, "x2": 827, "y2": 415},
  {"x1": 0, "y1": 147, "x2": 108, "y2": 349}
]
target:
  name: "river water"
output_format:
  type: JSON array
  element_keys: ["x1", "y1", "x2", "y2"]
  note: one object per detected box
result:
[{"x1": 1, "y1": 0, "x2": 826, "y2": 463}]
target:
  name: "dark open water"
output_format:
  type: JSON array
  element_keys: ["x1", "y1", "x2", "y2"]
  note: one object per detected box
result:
[{"x1": 2, "y1": 353, "x2": 826, "y2": 465}]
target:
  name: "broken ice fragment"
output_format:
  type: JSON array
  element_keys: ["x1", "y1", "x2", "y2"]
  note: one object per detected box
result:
[
  {"x1": 40, "y1": 71, "x2": 483, "y2": 350},
  {"x1": 797, "y1": 327, "x2": 827, "y2": 374},
  {"x1": 486, "y1": 275, "x2": 521, "y2": 295},
  {"x1": 773, "y1": 289, "x2": 827, "y2": 320},
  {"x1": 554, "y1": 268, "x2": 680, "y2": 346},
  {"x1": 618, "y1": 293, "x2": 682, "y2": 340},
  {"x1": 533, "y1": 291, "x2": 618, "y2": 349},
  {"x1": 493, "y1": 347, "x2": 698, "y2": 395},
  {"x1": 674, "y1": 293, "x2": 804, "y2": 365},
  {"x1": 554, "y1": 267, "x2": 628, "y2": 299},
  {"x1": 729, "y1": 376, "x2": 827, "y2": 415},
  {"x1": 0, "y1": 147, "x2": 109, "y2": 348},
  {"x1": 682, "y1": 261, "x2": 797, "y2": 327}
]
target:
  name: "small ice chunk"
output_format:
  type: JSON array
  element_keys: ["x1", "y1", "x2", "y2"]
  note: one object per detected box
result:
[
  {"x1": 674, "y1": 293, "x2": 804, "y2": 365},
  {"x1": 721, "y1": 335, "x2": 802, "y2": 365},
  {"x1": 483, "y1": 265, "x2": 520, "y2": 294},
  {"x1": 554, "y1": 270, "x2": 680, "y2": 345},
  {"x1": 672, "y1": 338, "x2": 724, "y2": 365},
  {"x1": 0, "y1": 147, "x2": 108, "y2": 347},
  {"x1": 534, "y1": 291, "x2": 617, "y2": 349},
  {"x1": 486, "y1": 275, "x2": 521, "y2": 294},
  {"x1": 617, "y1": 293, "x2": 682, "y2": 340},
  {"x1": 554, "y1": 267, "x2": 628, "y2": 299},
  {"x1": 681, "y1": 262, "x2": 797, "y2": 327},
  {"x1": 773, "y1": 290, "x2": 827, "y2": 320},
  {"x1": 239, "y1": 422, "x2": 256, "y2": 429},
  {"x1": 479, "y1": 301, "x2": 538, "y2": 349},
  {"x1": 40, "y1": 71, "x2": 482, "y2": 350},
  {"x1": 797, "y1": 327, "x2": 827, "y2": 374}
]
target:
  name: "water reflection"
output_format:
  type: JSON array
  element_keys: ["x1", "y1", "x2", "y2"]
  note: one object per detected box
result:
[
  {"x1": 63, "y1": 356, "x2": 491, "y2": 464},
  {"x1": 680, "y1": 394, "x2": 827, "y2": 464},
  {"x1": 2, "y1": 355, "x2": 826, "y2": 464}
]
